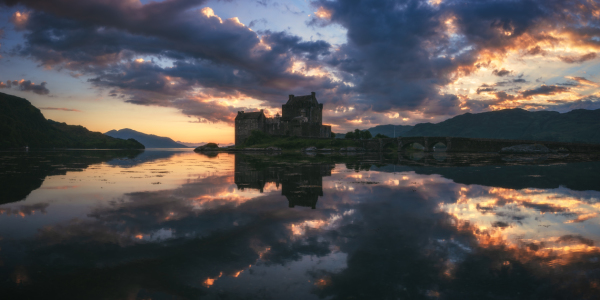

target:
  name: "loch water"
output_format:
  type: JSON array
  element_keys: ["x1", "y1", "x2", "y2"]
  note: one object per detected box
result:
[{"x1": 1, "y1": 149, "x2": 600, "y2": 299}]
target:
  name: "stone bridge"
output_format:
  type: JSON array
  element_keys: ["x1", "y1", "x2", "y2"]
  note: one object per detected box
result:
[{"x1": 360, "y1": 137, "x2": 600, "y2": 153}]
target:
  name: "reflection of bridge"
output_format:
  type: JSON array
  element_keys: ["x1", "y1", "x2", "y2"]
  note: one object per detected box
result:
[
  {"x1": 234, "y1": 155, "x2": 334, "y2": 209},
  {"x1": 360, "y1": 137, "x2": 600, "y2": 153}
]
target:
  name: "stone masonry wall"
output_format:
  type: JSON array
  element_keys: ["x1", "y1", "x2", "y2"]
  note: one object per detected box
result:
[{"x1": 235, "y1": 118, "x2": 264, "y2": 146}]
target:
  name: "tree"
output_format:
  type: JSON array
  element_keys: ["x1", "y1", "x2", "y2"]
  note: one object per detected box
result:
[
  {"x1": 361, "y1": 130, "x2": 372, "y2": 139},
  {"x1": 331, "y1": 132, "x2": 336, "y2": 138},
  {"x1": 345, "y1": 131, "x2": 355, "y2": 139},
  {"x1": 374, "y1": 133, "x2": 389, "y2": 139}
]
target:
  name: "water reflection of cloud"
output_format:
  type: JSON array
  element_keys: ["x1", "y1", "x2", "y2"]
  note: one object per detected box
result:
[
  {"x1": 2, "y1": 154, "x2": 600, "y2": 299},
  {"x1": 440, "y1": 185, "x2": 600, "y2": 267},
  {"x1": 0, "y1": 203, "x2": 49, "y2": 217}
]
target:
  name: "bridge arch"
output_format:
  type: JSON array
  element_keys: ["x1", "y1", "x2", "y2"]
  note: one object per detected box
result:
[
  {"x1": 400, "y1": 142, "x2": 425, "y2": 151},
  {"x1": 424, "y1": 137, "x2": 450, "y2": 152},
  {"x1": 432, "y1": 142, "x2": 447, "y2": 151},
  {"x1": 394, "y1": 136, "x2": 599, "y2": 153},
  {"x1": 381, "y1": 140, "x2": 397, "y2": 152}
]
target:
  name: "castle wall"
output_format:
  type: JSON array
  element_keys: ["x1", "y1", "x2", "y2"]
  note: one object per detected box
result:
[
  {"x1": 235, "y1": 117, "x2": 265, "y2": 145},
  {"x1": 310, "y1": 104, "x2": 323, "y2": 125},
  {"x1": 264, "y1": 121, "x2": 331, "y2": 138}
]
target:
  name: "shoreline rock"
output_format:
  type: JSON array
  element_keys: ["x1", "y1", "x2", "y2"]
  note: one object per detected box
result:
[{"x1": 500, "y1": 144, "x2": 550, "y2": 154}]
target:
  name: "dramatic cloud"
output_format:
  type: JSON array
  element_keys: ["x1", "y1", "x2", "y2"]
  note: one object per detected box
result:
[
  {"x1": 476, "y1": 84, "x2": 496, "y2": 94},
  {"x1": 520, "y1": 85, "x2": 570, "y2": 98},
  {"x1": 2, "y1": 0, "x2": 600, "y2": 128},
  {"x1": 558, "y1": 53, "x2": 597, "y2": 64},
  {"x1": 9, "y1": 11, "x2": 29, "y2": 30},
  {"x1": 565, "y1": 76, "x2": 599, "y2": 87},
  {"x1": 1, "y1": 0, "x2": 336, "y2": 121},
  {"x1": 524, "y1": 45, "x2": 546, "y2": 56},
  {"x1": 307, "y1": 0, "x2": 600, "y2": 120},
  {"x1": 492, "y1": 69, "x2": 512, "y2": 77},
  {"x1": 1, "y1": 79, "x2": 49, "y2": 95}
]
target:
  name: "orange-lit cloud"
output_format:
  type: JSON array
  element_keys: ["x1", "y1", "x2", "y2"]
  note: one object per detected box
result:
[{"x1": 10, "y1": 11, "x2": 29, "y2": 30}]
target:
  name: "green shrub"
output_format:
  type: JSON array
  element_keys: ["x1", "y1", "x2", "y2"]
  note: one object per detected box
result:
[
  {"x1": 244, "y1": 130, "x2": 272, "y2": 146},
  {"x1": 374, "y1": 133, "x2": 390, "y2": 139}
]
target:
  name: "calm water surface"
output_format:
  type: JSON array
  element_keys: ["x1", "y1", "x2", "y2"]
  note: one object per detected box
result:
[{"x1": 1, "y1": 149, "x2": 600, "y2": 299}]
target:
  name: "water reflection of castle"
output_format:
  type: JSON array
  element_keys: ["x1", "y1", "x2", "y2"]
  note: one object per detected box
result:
[{"x1": 234, "y1": 155, "x2": 334, "y2": 209}]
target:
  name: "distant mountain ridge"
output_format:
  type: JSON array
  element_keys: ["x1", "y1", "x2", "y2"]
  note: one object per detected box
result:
[
  {"x1": 360, "y1": 108, "x2": 600, "y2": 144},
  {"x1": 0, "y1": 92, "x2": 144, "y2": 149},
  {"x1": 105, "y1": 128, "x2": 189, "y2": 148},
  {"x1": 401, "y1": 108, "x2": 600, "y2": 144}
]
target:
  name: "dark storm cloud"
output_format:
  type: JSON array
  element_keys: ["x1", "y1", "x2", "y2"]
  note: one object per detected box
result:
[
  {"x1": 520, "y1": 84, "x2": 569, "y2": 98},
  {"x1": 558, "y1": 52, "x2": 597, "y2": 64},
  {"x1": 262, "y1": 31, "x2": 331, "y2": 59},
  {"x1": 1, "y1": 0, "x2": 336, "y2": 121},
  {"x1": 308, "y1": 0, "x2": 600, "y2": 118},
  {"x1": 1, "y1": 79, "x2": 50, "y2": 94},
  {"x1": 3, "y1": 0, "x2": 600, "y2": 123},
  {"x1": 311, "y1": 0, "x2": 479, "y2": 116},
  {"x1": 86, "y1": 57, "x2": 336, "y2": 122}
]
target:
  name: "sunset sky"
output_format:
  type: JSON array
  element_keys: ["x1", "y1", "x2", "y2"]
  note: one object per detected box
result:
[{"x1": 1, "y1": 0, "x2": 600, "y2": 144}]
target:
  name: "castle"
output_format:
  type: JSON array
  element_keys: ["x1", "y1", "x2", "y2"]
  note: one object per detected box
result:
[{"x1": 235, "y1": 92, "x2": 332, "y2": 145}]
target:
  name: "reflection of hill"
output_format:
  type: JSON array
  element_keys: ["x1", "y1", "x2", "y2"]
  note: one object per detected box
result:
[
  {"x1": 234, "y1": 155, "x2": 334, "y2": 209},
  {"x1": 411, "y1": 162, "x2": 600, "y2": 191},
  {"x1": 0, "y1": 150, "x2": 142, "y2": 205},
  {"x1": 369, "y1": 154, "x2": 600, "y2": 191},
  {"x1": 105, "y1": 149, "x2": 191, "y2": 167},
  {"x1": 105, "y1": 128, "x2": 189, "y2": 148}
]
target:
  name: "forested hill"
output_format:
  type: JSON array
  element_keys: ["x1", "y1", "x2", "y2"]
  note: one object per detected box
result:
[
  {"x1": 365, "y1": 125, "x2": 414, "y2": 138},
  {"x1": 0, "y1": 92, "x2": 144, "y2": 149},
  {"x1": 401, "y1": 108, "x2": 600, "y2": 144},
  {"x1": 105, "y1": 128, "x2": 188, "y2": 148}
]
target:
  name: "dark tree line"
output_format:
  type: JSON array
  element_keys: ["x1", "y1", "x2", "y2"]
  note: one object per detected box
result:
[{"x1": 344, "y1": 129, "x2": 390, "y2": 140}]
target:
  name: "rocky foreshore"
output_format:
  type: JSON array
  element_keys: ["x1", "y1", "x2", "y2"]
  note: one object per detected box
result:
[{"x1": 195, "y1": 143, "x2": 581, "y2": 154}]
